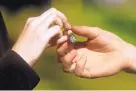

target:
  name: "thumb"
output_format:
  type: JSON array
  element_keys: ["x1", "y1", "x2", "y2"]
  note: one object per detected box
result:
[{"x1": 71, "y1": 26, "x2": 100, "y2": 40}]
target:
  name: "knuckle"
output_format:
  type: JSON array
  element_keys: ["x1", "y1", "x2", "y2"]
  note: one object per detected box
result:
[
  {"x1": 27, "y1": 17, "x2": 35, "y2": 23},
  {"x1": 55, "y1": 25, "x2": 60, "y2": 29},
  {"x1": 80, "y1": 71, "x2": 86, "y2": 78},
  {"x1": 74, "y1": 70, "x2": 81, "y2": 77},
  {"x1": 57, "y1": 50, "x2": 65, "y2": 57},
  {"x1": 26, "y1": 17, "x2": 38, "y2": 27},
  {"x1": 62, "y1": 18, "x2": 68, "y2": 22},
  {"x1": 74, "y1": 70, "x2": 85, "y2": 78},
  {"x1": 63, "y1": 56, "x2": 72, "y2": 64},
  {"x1": 61, "y1": 57, "x2": 67, "y2": 63},
  {"x1": 51, "y1": 7, "x2": 57, "y2": 11},
  {"x1": 62, "y1": 68, "x2": 70, "y2": 73},
  {"x1": 57, "y1": 46, "x2": 66, "y2": 54},
  {"x1": 27, "y1": 18, "x2": 32, "y2": 23},
  {"x1": 27, "y1": 20, "x2": 37, "y2": 27},
  {"x1": 87, "y1": 70, "x2": 95, "y2": 79},
  {"x1": 52, "y1": 25, "x2": 60, "y2": 32},
  {"x1": 57, "y1": 49, "x2": 61, "y2": 54},
  {"x1": 87, "y1": 69, "x2": 93, "y2": 79}
]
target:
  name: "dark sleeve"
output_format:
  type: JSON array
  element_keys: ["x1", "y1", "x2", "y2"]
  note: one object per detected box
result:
[{"x1": 0, "y1": 50, "x2": 40, "y2": 90}]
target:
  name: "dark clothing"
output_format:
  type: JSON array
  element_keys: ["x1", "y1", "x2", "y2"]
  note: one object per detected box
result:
[
  {"x1": 0, "y1": 12, "x2": 40, "y2": 90},
  {"x1": 0, "y1": 50, "x2": 40, "y2": 90},
  {"x1": 0, "y1": 13, "x2": 9, "y2": 57},
  {"x1": 0, "y1": 0, "x2": 51, "y2": 12}
]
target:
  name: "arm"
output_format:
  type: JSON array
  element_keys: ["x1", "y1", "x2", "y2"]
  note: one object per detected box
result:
[
  {"x1": 0, "y1": 8, "x2": 71, "y2": 89},
  {"x1": 57, "y1": 26, "x2": 136, "y2": 78},
  {"x1": 0, "y1": 50, "x2": 39, "y2": 90},
  {"x1": 0, "y1": 12, "x2": 38, "y2": 89}
]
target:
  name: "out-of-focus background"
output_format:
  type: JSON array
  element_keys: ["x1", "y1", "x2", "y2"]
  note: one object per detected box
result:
[{"x1": 1, "y1": 0, "x2": 136, "y2": 90}]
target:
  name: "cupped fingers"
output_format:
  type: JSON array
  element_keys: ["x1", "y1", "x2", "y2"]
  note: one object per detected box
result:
[
  {"x1": 61, "y1": 49, "x2": 77, "y2": 64},
  {"x1": 57, "y1": 41, "x2": 74, "y2": 57},
  {"x1": 73, "y1": 54, "x2": 91, "y2": 78}
]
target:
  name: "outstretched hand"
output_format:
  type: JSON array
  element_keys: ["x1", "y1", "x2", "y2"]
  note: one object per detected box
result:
[{"x1": 57, "y1": 26, "x2": 136, "y2": 78}]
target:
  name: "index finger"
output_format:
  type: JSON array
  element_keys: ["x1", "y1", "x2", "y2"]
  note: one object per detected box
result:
[
  {"x1": 57, "y1": 11, "x2": 71, "y2": 30},
  {"x1": 39, "y1": 8, "x2": 71, "y2": 30}
]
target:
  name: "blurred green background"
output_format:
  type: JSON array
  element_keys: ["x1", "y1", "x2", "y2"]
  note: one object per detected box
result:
[{"x1": 1, "y1": 0, "x2": 136, "y2": 90}]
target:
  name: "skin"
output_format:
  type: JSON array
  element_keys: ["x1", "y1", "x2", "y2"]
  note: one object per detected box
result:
[
  {"x1": 11, "y1": 8, "x2": 136, "y2": 79},
  {"x1": 12, "y1": 8, "x2": 71, "y2": 66},
  {"x1": 57, "y1": 26, "x2": 136, "y2": 78}
]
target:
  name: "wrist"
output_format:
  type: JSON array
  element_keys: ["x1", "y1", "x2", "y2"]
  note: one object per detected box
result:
[
  {"x1": 12, "y1": 46, "x2": 35, "y2": 67},
  {"x1": 123, "y1": 43, "x2": 136, "y2": 73}
]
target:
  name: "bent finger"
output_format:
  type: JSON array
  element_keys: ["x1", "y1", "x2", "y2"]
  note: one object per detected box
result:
[
  {"x1": 62, "y1": 49, "x2": 77, "y2": 64},
  {"x1": 74, "y1": 54, "x2": 87, "y2": 77}
]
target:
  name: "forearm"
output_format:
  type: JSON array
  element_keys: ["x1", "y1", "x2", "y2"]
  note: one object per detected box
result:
[
  {"x1": 0, "y1": 50, "x2": 40, "y2": 89},
  {"x1": 12, "y1": 45, "x2": 35, "y2": 67}
]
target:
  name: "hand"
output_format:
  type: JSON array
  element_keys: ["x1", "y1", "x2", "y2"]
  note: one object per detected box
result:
[
  {"x1": 57, "y1": 26, "x2": 136, "y2": 78},
  {"x1": 12, "y1": 8, "x2": 71, "y2": 66}
]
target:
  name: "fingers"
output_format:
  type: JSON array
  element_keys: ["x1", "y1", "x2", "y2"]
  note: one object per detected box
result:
[
  {"x1": 54, "y1": 17, "x2": 63, "y2": 27},
  {"x1": 57, "y1": 41, "x2": 84, "y2": 57},
  {"x1": 40, "y1": 8, "x2": 56, "y2": 19},
  {"x1": 57, "y1": 35, "x2": 69, "y2": 45},
  {"x1": 27, "y1": 8, "x2": 70, "y2": 31},
  {"x1": 73, "y1": 54, "x2": 90, "y2": 78},
  {"x1": 57, "y1": 40, "x2": 74, "y2": 56},
  {"x1": 45, "y1": 25, "x2": 61, "y2": 40},
  {"x1": 62, "y1": 49, "x2": 77, "y2": 64},
  {"x1": 60, "y1": 50, "x2": 77, "y2": 73},
  {"x1": 57, "y1": 41, "x2": 85, "y2": 65},
  {"x1": 39, "y1": 8, "x2": 62, "y2": 26},
  {"x1": 37, "y1": 13, "x2": 63, "y2": 38},
  {"x1": 57, "y1": 37, "x2": 75, "y2": 64},
  {"x1": 71, "y1": 26, "x2": 101, "y2": 40},
  {"x1": 57, "y1": 36, "x2": 73, "y2": 63},
  {"x1": 57, "y1": 42, "x2": 69, "y2": 57},
  {"x1": 62, "y1": 63, "x2": 76, "y2": 73},
  {"x1": 38, "y1": 13, "x2": 57, "y2": 31},
  {"x1": 60, "y1": 50, "x2": 77, "y2": 72},
  {"x1": 39, "y1": 8, "x2": 71, "y2": 29},
  {"x1": 26, "y1": 8, "x2": 56, "y2": 27},
  {"x1": 57, "y1": 10, "x2": 71, "y2": 30}
]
